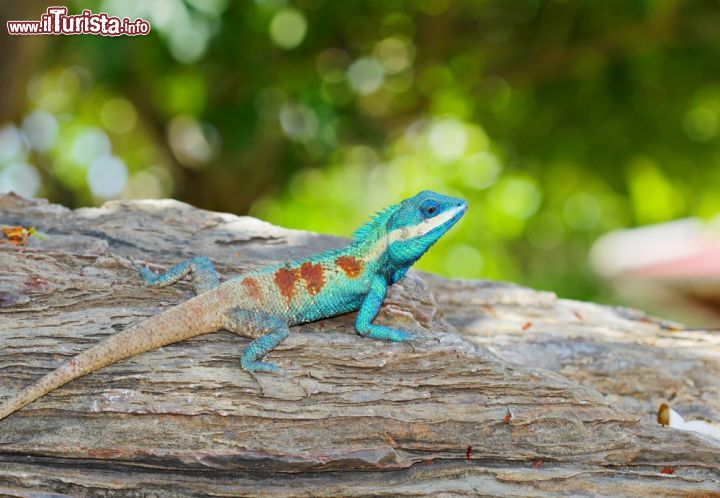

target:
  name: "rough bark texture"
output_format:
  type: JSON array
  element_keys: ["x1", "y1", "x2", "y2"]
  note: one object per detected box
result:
[{"x1": 0, "y1": 193, "x2": 718, "y2": 497}]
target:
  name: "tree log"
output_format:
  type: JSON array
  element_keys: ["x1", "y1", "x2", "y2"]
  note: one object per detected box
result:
[{"x1": 0, "y1": 193, "x2": 718, "y2": 496}]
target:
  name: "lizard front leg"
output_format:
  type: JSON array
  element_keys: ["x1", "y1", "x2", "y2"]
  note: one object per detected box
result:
[
  {"x1": 137, "y1": 256, "x2": 220, "y2": 295},
  {"x1": 355, "y1": 274, "x2": 413, "y2": 342},
  {"x1": 224, "y1": 308, "x2": 289, "y2": 373}
]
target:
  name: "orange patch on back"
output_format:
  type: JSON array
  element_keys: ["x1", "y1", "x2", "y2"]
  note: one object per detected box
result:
[
  {"x1": 300, "y1": 262, "x2": 324, "y2": 296},
  {"x1": 336, "y1": 255, "x2": 363, "y2": 278},
  {"x1": 241, "y1": 277, "x2": 262, "y2": 302},
  {"x1": 274, "y1": 267, "x2": 298, "y2": 302}
]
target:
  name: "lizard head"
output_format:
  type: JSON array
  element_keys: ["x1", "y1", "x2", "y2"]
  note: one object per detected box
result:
[{"x1": 383, "y1": 190, "x2": 467, "y2": 277}]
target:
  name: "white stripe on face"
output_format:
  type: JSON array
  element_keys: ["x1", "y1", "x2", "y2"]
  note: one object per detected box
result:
[{"x1": 387, "y1": 205, "x2": 465, "y2": 243}]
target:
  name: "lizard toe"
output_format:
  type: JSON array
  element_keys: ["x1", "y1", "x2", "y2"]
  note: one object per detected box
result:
[
  {"x1": 242, "y1": 360, "x2": 284, "y2": 374},
  {"x1": 388, "y1": 330, "x2": 414, "y2": 342},
  {"x1": 137, "y1": 265, "x2": 157, "y2": 284}
]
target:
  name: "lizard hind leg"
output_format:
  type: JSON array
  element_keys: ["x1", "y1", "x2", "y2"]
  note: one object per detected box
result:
[
  {"x1": 137, "y1": 256, "x2": 220, "y2": 295},
  {"x1": 224, "y1": 308, "x2": 290, "y2": 374}
]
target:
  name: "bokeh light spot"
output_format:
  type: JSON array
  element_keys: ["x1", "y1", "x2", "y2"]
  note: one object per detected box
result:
[
  {"x1": 26, "y1": 68, "x2": 82, "y2": 113},
  {"x1": 168, "y1": 20, "x2": 210, "y2": 63},
  {"x1": 347, "y1": 57, "x2": 384, "y2": 95},
  {"x1": 269, "y1": 8, "x2": 307, "y2": 49},
  {"x1": 0, "y1": 163, "x2": 41, "y2": 198},
  {"x1": 279, "y1": 103, "x2": 319, "y2": 142},
  {"x1": 124, "y1": 168, "x2": 170, "y2": 199},
  {"x1": 87, "y1": 156, "x2": 128, "y2": 199},
  {"x1": 428, "y1": 119, "x2": 467, "y2": 161},
  {"x1": 494, "y1": 176, "x2": 541, "y2": 219},
  {"x1": 374, "y1": 37, "x2": 413, "y2": 74},
  {"x1": 459, "y1": 152, "x2": 502, "y2": 190},
  {"x1": 627, "y1": 158, "x2": 681, "y2": 224},
  {"x1": 101, "y1": 98, "x2": 138, "y2": 134},
  {"x1": 22, "y1": 110, "x2": 58, "y2": 152},
  {"x1": 167, "y1": 116, "x2": 220, "y2": 168},
  {"x1": 71, "y1": 127, "x2": 111, "y2": 166},
  {"x1": 683, "y1": 105, "x2": 718, "y2": 143},
  {"x1": 0, "y1": 126, "x2": 27, "y2": 164}
]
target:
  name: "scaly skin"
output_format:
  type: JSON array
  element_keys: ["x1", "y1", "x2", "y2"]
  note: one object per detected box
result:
[{"x1": 0, "y1": 191, "x2": 467, "y2": 420}]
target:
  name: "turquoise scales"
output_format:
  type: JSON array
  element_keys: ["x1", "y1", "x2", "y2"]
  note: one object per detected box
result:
[{"x1": 0, "y1": 191, "x2": 467, "y2": 420}]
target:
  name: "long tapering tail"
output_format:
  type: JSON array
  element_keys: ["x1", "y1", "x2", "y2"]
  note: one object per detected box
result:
[{"x1": 0, "y1": 291, "x2": 224, "y2": 420}]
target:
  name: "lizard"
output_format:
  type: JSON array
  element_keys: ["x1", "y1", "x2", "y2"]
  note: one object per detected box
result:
[{"x1": 0, "y1": 190, "x2": 467, "y2": 420}]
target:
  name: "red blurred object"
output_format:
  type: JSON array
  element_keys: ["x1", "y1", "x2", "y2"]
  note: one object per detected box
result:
[{"x1": 591, "y1": 218, "x2": 720, "y2": 325}]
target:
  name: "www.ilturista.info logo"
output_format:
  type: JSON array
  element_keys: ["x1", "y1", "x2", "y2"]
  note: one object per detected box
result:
[{"x1": 7, "y1": 6, "x2": 150, "y2": 36}]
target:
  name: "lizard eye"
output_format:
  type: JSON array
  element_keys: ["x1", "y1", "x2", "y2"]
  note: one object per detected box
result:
[{"x1": 420, "y1": 199, "x2": 440, "y2": 218}]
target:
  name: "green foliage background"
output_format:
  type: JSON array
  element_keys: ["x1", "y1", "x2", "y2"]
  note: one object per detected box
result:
[{"x1": 2, "y1": 0, "x2": 720, "y2": 303}]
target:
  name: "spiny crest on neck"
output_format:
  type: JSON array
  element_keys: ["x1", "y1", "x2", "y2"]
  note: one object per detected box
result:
[{"x1": 352, "y1": 202, "x2": 400, "y2": 243}]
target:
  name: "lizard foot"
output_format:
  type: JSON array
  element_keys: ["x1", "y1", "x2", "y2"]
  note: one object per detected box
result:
[
  {"x1": 241, "y1": 360, "x2": 285, "y2": 374},
  {"x1": 386, "y1": 330, "x2": 414, "y2": 342},
  {"x1": 245, "y1": 364, "x2": 309, "y2": 400},
  {"x1": 137, "y1": 263, "x2": 159, "y2": 284},
  {"x1": 362, "y1": 326, "x2": 414, "y2": 342}
]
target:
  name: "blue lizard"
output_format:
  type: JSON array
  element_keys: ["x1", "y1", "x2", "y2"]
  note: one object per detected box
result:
[{"x1": 0, "y1": 190, "x2": 467, "y2": 419}]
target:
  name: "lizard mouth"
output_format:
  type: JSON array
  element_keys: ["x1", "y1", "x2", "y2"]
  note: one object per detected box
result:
[
  {"x1": 388, "y1": 203, "x2": 467, "y2": 243},
  {"x1": 440, "y1": 202, "x2": 468, "y2": 226},
  {"x1": 420, "y1": 202, "x2": 468, "y2": 238}
]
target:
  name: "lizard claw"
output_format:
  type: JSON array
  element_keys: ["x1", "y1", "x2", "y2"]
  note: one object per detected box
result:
[
  {"x1": 363, "y1": 326, "x2": 414, "y2": 342},
  {"x1": 242, "y1": 360, "x2": 285, "y2": 375},
  {"x1": 243, "y1": 360, "x2": 288, "y2": 399},
  {"x1": 388, "y1": 330, "x2": 414, "y2": 342},
  {"x1": 136, "y1": 264, "x2": 159, "y2": 285}
]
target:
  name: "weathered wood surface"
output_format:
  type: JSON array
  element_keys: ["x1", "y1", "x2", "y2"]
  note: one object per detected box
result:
[
  {"x1": 0, "y1": 193, "x2": 718, "y2": 497},
  {"x1": 425, "y1": 276, "x2": 720, "y2": 426}
]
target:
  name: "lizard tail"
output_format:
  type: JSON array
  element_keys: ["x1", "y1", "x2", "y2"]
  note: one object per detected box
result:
[{"x1": 0, "y1": 291, "x2": 225, "y2": 421}]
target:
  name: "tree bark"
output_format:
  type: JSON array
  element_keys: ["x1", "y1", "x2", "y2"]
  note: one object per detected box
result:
[{"x1": 0, "y1": 193, "x2": 718, "y2": 497}]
